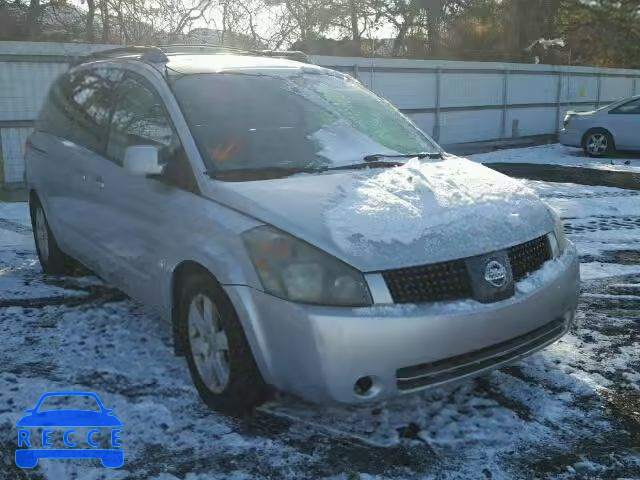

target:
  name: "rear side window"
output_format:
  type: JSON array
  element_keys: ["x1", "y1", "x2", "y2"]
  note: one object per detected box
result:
[{"x1": 37, "y1": 67, "x2": 122, "y2": 153}]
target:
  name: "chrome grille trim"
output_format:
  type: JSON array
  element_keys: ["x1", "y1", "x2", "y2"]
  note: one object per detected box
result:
[{"x1": 396, "y1": 317, "x2": 566, "y2": 391}]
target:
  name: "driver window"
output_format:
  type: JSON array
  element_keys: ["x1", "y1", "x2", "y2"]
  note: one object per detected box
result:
[{"x1": 106, "y1": 75, "x2": 181, "y2": 168}]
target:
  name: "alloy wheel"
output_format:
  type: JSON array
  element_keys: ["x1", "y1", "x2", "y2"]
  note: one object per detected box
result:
[
  {"x1": 188, "y1": 293, "x2": 230, "y2": 393},
  {"x1": 586, "y1": 133, "x2": 608, "y2": 155}
]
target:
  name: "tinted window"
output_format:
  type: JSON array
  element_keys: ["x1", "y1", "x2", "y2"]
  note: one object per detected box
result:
[
  {"x1": 38, "y1": 67, "x2": 121, "y2": 152},
  {"x1": 106, "y1": 75, "x2": 181, "y2": 167},
  {"x1": 611, "y1": 99, "x2": 640, "y2": 114},
  {"x1": 171, "y1": 72, "x2": 439, "y2": 180}
]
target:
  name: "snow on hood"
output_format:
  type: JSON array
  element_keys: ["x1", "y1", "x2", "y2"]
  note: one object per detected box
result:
[
  {"x1": 324, "y1": 155, "x2": 553, "y2": 261},
  {"x1": 213, "y1": 156, "x2": 554, "y2": 271}
]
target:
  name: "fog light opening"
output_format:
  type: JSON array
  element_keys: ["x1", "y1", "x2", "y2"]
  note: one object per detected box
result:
[{"x1": 354, "y1": 376, "x2": 374, "y2": 397}]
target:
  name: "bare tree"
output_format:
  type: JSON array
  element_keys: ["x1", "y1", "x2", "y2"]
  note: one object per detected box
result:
[
  {"x1": 99, "y1": 0, "x2": 109, "y2": 41},
  {"x1": 85, "y1": 0, "x2": 96, "y2": 41},
  {"x1": 26, "y1": 0, "x2": 41, "y2": 38}
]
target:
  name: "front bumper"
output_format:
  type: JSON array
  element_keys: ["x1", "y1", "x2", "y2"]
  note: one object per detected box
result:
[
  {"x1": 559, "y1": 127, "x2": 583, "y2": 148},
  {"x1": 226, "y1": 246, "x2": 580, "y2": 404}
]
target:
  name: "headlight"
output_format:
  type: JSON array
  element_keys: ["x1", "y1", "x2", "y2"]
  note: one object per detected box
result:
[
  {"x1": 547, "y1": 208, "x2": 569, "y2": 258},
  {"x1": 243, "y1": 225, "x2": 372, "y2": 306}
]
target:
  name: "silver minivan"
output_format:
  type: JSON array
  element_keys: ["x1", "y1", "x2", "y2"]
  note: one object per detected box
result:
[{"x1": 26, "y1": 46, "x2": 580, "y2": 412}]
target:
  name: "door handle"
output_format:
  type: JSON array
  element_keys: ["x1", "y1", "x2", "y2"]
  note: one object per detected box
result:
[{"x1": 95, "y1": 175, "x2": 105, "y2": 189}]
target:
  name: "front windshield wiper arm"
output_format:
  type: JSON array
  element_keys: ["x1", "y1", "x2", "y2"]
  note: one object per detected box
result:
[
  {"x1": 206, "y1": 166, "x2": 322, "y2": 181},
  {"x1": 363, "y1": 152, "x2": 443, "y2": 162},
  {"x1": 206, "y1": 158, "x2": 431, "y2": 181},
  {"x1": 325, "y1": 161, "x2": 406, "y2": 171}
]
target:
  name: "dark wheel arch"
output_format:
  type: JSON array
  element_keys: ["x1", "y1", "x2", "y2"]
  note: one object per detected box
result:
[
  {"x1": 171, "y1": 261, "x2": 213, "y2": 355},
  {"x1": 29, "y1": 189, "x2": 42, "y2": 219},
  {"x1": 172, "y1": 263, "x2": 267, "y2": 412},
  {"x1": 29, "y1": 190, "x2": 79, "y2": 275}
]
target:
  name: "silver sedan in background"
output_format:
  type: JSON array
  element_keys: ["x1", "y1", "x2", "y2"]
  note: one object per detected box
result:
[{"x1": 560, "y1": 95, "x2": 640, "y2": 157}]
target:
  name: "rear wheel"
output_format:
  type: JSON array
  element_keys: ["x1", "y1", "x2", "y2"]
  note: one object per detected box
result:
[
  {"x1": 30, "y1": 198, "x2": 77, "y2": 275},
  {"x1": 178, "y1": 273, "x2": 267, "y2": 413},
  {"x1": 583, "y1": 129, "x2": 614, "y2": 157}
]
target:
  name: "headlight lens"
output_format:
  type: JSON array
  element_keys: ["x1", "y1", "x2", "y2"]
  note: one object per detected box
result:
[
  {"x1": 243, "y1": 226, "x2": 372, "y2": 306},
  {"x1": 547, "y1": 208, "x2": 569, "y2": 258}
]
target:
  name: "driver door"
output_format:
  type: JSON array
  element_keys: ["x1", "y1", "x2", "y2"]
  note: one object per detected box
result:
[{"x1": 87, "y1": 72, "x2": 199, "y2": 305}]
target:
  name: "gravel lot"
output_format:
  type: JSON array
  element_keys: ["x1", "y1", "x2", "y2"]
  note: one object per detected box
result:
[{"x1": 0, "y1": 147, "x2": 639, "y2": 479}]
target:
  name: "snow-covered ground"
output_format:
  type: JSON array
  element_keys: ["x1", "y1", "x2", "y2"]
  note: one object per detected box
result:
[
  {"x1": 1, "y1": 148, "x2": 639, "y2": 479},
  {"x1": 470, "y1": 143, "x2": 640, "y2": 173}
]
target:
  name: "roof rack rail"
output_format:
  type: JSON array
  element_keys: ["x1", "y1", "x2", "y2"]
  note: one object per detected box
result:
[
  {"x1": 159, "y1": 44, "x2": 311, "y2": 63},
  {"x1": 256, "y1": 50, "x2": 310, "y2": 63},
  {"x1": 72, "y1": 44, "x2": 311, "y2": 67},
  {"x1": 158, "y1": 44, "x2": 251, "y2": 55},
  {"x1": 71, "y1": 46, "x2": 169, "y2": 66}
]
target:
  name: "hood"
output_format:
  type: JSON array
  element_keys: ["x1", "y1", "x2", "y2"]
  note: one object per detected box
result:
[{"x1": 210, "y1": 156, "x2": 554, "y2": 272}]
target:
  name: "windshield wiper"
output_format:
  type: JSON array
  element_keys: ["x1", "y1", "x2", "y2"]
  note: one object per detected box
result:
[
  {"x1": 363, "y1": 152, "x2": 443, "y2": 162},
  {"x1": 206, "y1": 166, "x2": 322, "y2": 181},
  {"x1": 325, "y1": 161, "x2": 406, "y2": 171},
  {"x1": 206, "y1": 158, "x2": 423, "y2": 181}
]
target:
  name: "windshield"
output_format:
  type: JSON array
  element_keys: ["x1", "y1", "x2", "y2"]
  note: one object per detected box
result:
[{"x1": 171, "y1": 71, "x2": 439, "y2": 180}]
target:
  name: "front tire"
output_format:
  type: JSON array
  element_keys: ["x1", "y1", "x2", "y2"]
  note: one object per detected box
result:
[
  {"x1": 178, "y1": 273, "x2": 267, "y2": 413},
  {"x1": 30, "y1": 198, "x2": 76, "y2": 275},
  {"x1": 583, "y1": 129, "x2": 614, "y2": 157}
]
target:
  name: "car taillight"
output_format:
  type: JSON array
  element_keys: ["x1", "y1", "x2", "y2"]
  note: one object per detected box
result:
[{"x1": 563, "y1": 115, "x2": 571, "y2": 129}]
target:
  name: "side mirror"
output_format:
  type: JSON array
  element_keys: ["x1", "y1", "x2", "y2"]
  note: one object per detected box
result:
[{"x1": 123, "y1": 145, "x2": 163, "y2": 176}]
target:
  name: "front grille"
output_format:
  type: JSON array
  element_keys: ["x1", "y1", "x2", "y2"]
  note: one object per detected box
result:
[
  {"x1": 508, "y1": 235, "x2": 551, "y2": 281},
  {"x1": 381, "y1": 235, "x2": 552, "y2": 304},
  {"x1": 382, "y1": 259, "x2": 473, "y2": 304},
  {"x1": 396, "y1": 317, "x2": 566, "y2": 391}
]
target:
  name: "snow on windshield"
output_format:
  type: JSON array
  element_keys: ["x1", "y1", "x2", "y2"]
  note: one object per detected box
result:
[
  {"x1": 282, "y1": 71, "x2": 436, "y2": 165},
  {"x1": 324, "y1": 155, "x2": 550, "y2": 252},
  {"x1": 308, "y1": 119, "x2": 400, "y2": 164}
]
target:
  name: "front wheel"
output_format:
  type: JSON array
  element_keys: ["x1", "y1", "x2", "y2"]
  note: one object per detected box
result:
[
  {"x1": 178, "y1": 273, "x2": 267, "y2": 413},
  {"x1": 583, "y1": 130, "x2": 614, "y2": 157}
]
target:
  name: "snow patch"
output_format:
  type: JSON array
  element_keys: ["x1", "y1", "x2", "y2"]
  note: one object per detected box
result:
[
  {"x1": 470, "y1": 143, "x2": 640, "y2": 173},
  {"x1": 580, "y1": 262, "x2": 640, "y2": 280},
  {"x1": 325, "y1": 156, "x2": 546, "y2": 252},
  {"x1": 516, "y1": 246, "x2": 576, "y2": 295}
]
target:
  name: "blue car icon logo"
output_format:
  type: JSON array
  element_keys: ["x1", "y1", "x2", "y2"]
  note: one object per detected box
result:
[{"x1": 16, "y1": 391, "x2": 123, "y2": 468}]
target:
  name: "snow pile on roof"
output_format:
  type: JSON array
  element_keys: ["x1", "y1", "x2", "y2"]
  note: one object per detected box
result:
[{"x1": 325, "y1": 155, "x2": 547, "y2": 251}]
